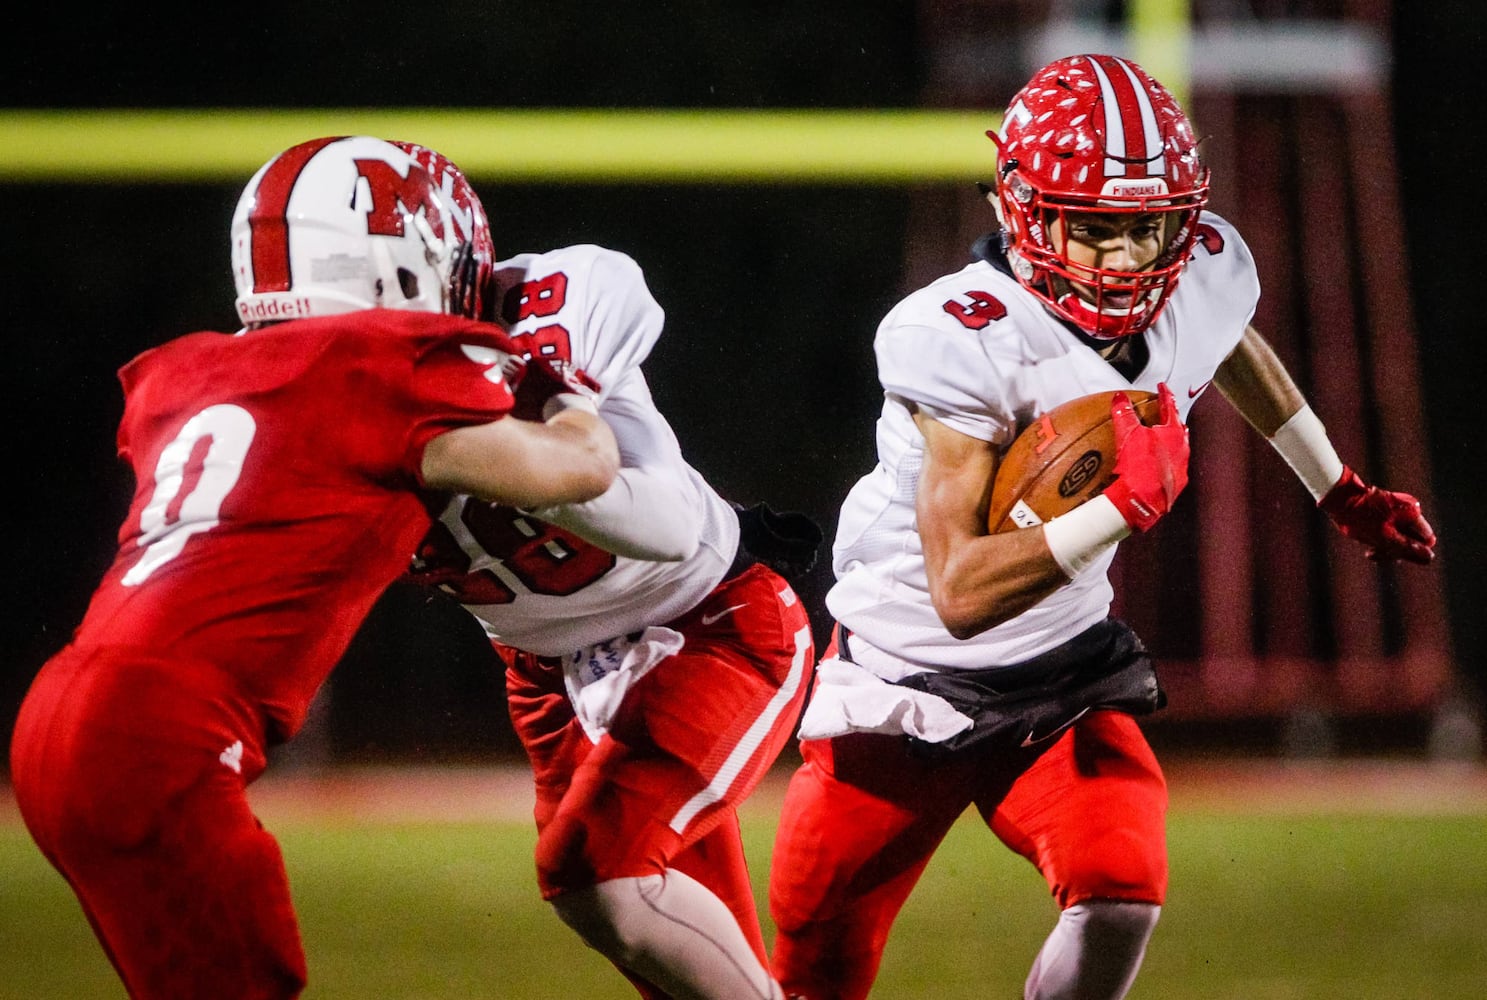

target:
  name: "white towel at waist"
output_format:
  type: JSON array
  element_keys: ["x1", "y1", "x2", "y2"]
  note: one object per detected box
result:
[
  {"x1": 796, "y1": 655, "x2": 972, "y2": 743},
  {"x1": 563, "y1": 626, "x2": 686, "y2": 743}
]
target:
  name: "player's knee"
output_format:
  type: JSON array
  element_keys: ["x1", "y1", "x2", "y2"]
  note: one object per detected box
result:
[
  {"x1": 769, "y1": 877, "x2": 862, "y2": 939},
  {"x1": 1055, "y1": 828, "x2": 1166, "y2": 907},
  {"x1": 550, "y1": 879, "x2": 650, "y2": 962},
  {"x1": 534, "y1": 815, "x2": 600, "y2": 896},
  {"x1": 535, "y1": 811, "x2": 662, "y2": 897},
  {"x1": 767, "y1": 874, "x2": 815, "y2": 935},
  {"x1": 1081, "y1": 898, "x2": 1161, "y2": 941},
  {"x1": 771, "y1": 897, "x2": 889, "y2": 990},
  {"x1": 772, "y1": 918, "x2": 883, "y2": 1000}
]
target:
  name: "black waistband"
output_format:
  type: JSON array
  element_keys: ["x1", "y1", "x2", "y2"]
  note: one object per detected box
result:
[{"x1": 890, "y1": 618, "x2": 1165, "y2": 756}]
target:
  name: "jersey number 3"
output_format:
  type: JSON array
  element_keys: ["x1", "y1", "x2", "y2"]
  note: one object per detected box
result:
[{"x1": 943, "y1": 290, "x2": 1008, "y2": 330}]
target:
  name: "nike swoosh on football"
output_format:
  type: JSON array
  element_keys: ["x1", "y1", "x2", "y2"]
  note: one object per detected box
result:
[
  {"x1": 1188, "y1": 378, "x2": 1214, "y2": 398},
  {"x1": 700, "y1": 603, "x2": 748, "y2": 625},
  {"x1": 1019, "y1": 707, "x2": 1091, "y2": 747}
]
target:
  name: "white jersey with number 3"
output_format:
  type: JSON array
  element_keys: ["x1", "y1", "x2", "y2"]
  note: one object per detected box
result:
[
  {"x1": 828, "y1": 212, "x2": 1259, "y2": 673},
  {"x1": 414, "y1": 245, "x2": 739, "y2": 656}
]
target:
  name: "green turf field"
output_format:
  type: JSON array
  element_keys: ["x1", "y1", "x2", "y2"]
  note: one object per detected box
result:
[{"x1": 4, "y1": 783, "x2": 1485, "y2": 1000}]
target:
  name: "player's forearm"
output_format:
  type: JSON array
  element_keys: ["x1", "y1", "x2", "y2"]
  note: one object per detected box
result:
[
  {"x1": 926, "y1": 529, "x2": 1071, "y2": 638},
  {"x1": 423, "y1": 411, "x2": 619, "y2": 509},
  {"x1": 1215, "y1": 326, "x2": 1345, "y2": 499},
  {"x1": 913, "y1": 409, "x2": 1075, "y2": 636},
  {"x1": 1213, "y1": 324, "x2": 1306, "y2": 436}
]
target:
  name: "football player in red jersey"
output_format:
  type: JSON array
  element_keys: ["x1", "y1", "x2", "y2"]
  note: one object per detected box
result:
[
  {"x1": 767, "y1": 55, "x2": 1437, "y2": 1000},
  {"x1": 8, "y1": 136, "x2": 619, "y2": 1000},
  {"x1": 398, "y1": 145, "x2": 819, "y2": 1000}
]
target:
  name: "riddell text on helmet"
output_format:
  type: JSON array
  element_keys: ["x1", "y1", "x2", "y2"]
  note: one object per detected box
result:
[{"x1": 238, "y1": 297, "x2": 315, "y2": 322}]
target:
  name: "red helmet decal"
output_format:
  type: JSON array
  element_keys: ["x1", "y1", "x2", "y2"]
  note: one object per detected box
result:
[
  {"x1": 350, "y1": 157, "x2": 443, "y2": 238},
  {"x1": 394, "y1": 143, "x2": 492, "y2": 260},
  {"x1": 246, "y1": 136, "x2": 341, "y2": 294},
  {"x1": 389, "y1": 140, "x2": 496, "y2": 320},
  {"x1": 1085, "y1": 55, "x2": 1165, "y2": 182}
]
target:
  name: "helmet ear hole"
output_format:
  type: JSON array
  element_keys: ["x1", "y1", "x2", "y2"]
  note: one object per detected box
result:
[{"x1": 397, "y1": 267, "x2": 420, "y2": 300}]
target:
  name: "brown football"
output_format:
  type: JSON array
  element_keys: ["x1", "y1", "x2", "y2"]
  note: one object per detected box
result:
[{"x1": 986, "y1": 390, "x2": 1161, "y2": 534}]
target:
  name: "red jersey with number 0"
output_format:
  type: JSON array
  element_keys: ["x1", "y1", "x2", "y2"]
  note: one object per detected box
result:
[{"x1": 65, "y1": 310, "x2": 517, "y2": 740}]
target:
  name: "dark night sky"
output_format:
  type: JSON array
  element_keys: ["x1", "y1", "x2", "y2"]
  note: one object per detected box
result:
[{"x1": 4, "y1": 4, "x2": 1482, "y2": 759}]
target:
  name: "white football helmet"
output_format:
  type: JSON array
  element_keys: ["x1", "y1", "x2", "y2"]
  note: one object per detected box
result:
[{"x1": 231, "y1": 135, "x2": 474, "y2": 326}]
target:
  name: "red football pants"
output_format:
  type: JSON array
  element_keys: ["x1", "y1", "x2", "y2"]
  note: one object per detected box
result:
[
  {"x1": 9, "y1": 648, "x2": 307, "y2": 1000},
  {"x1": 504, "y1": 565, "x2": 814, "y2": 995},
  {"x1": 768, "y1": 709, "x2": 1167, "y2": 1000}
]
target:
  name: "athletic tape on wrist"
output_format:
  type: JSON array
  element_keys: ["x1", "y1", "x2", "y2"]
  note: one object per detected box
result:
[
  {"x1": 1042, "y1": 495, "x2": 1132, "y2": 578},
  {"x1": 1267, "y1": 405, "x2": 1345, "y2": 501}
]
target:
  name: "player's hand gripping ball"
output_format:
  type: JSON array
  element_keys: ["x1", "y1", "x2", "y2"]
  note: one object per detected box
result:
[{"x1": 987, "y1": 389, "x2": 1164, "y2": 533}]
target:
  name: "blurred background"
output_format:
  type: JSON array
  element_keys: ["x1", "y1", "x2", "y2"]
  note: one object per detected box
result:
[{"x1": 3, "y1": 0, "x2": 1483, "y2": 771}]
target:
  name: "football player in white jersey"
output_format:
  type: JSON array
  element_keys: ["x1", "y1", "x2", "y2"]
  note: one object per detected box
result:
[
  {"x1": 398, "y1": 145, "x2": 818, "y2": 1000},
  {"x1": 767, "y1": 55, "x2": 1436, "y2": 1000}
]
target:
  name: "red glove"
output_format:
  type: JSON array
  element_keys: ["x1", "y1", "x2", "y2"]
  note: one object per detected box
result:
[
  {"x1": 1103, "y1": 382, "x2": 1190, "y2": 532},
  {"x1": 507, "y1": 356, "x2": 602, "y2": 421},
  {"x1": 1318, "y1": 466, "x2": 1436, "y2": 564}
]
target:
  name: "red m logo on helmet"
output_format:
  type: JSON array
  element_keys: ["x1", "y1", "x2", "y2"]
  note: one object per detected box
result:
[{"x1": 352, "y1": 159, "x2": 445, "y2": 239}]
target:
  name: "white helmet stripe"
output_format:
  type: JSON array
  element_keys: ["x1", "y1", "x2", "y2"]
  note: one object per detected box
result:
[
  {"x1": 1088, "y1": 57, "x2": 1127, "y2": 177},
  {"x1": 1088, "y1": 56, "x2": 1164, "y2": 178},
  {"x1": 1116, "y1": 58, "x2": 1164, "y2": 175}
]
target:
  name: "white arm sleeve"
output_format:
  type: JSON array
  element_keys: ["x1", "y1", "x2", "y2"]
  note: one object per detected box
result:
[{"x1": 525, "y1": 370, "x2": 702, "y2": 561}]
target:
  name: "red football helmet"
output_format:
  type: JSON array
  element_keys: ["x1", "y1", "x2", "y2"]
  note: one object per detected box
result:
[
  {"x1": 391, "y1": 141, "x2": 496, "y2": 321},
  {"x1": 989, "y1": 54, "x2": 1210, "y2": 339}
]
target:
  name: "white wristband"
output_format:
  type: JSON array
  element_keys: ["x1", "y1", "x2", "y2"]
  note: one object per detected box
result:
[
  {"x1": 542, "y1": 392, "x2": 599, "y2": 421},
  {"x1": 1042, "y1": 494, "x2": 1132, "y2": 578},
  {"x1": 1267, "y1": 405, "x2": 1345, "y2": 501}
]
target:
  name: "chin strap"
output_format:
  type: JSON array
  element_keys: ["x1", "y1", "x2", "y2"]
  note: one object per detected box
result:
[{"x1": 1054, "y1": 289, "x2": 1154, "y2": 340}]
